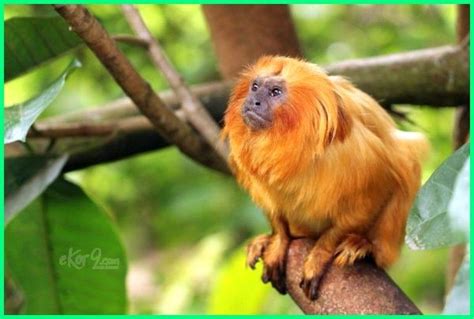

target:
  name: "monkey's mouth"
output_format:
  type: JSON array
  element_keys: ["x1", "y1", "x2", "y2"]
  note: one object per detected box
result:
[{"x1": 243, "y1": 110, "x2": 271, "y2": 130}]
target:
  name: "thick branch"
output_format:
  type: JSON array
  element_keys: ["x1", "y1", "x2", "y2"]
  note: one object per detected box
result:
[
  {"x1": 40, "y1": 40, "x2": 470, "y2": 130},
  {"x1": 53, "y1": 5, "x2": 229, "y2": 174},
  {"x1": 121, "y1": 5, "x2": 228, "y2": 160},
  {"x1": 286, "y1": 239, "x2": 421, "y2": 314},
  {"x1": 326, "y1": 42, "x2": 469, "y2": 107}
]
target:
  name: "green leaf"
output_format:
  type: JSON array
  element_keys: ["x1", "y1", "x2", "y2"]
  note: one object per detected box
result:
[
  {"x1": 4, "y1": 59, "x2": 81, "y2": 144},
  {"x1": 443, "y1": 245, "x2": 470, "y2": 314},
  {"x1": 406, "y1": 143, "x2": 470, "y2": 250},
  {"x1": 5, "y1": 154, "x2": 68, "y2": 223},
  {"x1": 5, "y1": 179, "x2": 128, "y2": 314},
  {"x1": 5, "y1": 17, "x2": 83, "y2": 82}
]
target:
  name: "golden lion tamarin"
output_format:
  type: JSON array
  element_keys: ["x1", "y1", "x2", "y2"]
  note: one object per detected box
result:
[{"x1": 222, "y1": 56, "x2": 428, "y2": 300}]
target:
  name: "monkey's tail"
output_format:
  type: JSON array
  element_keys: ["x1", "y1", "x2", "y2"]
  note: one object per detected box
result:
[{"x1": 393, "y1": 130, "x2": 430, "y2": 162}]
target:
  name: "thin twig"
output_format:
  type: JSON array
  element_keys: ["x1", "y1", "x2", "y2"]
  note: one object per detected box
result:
[
  {"x1": 121, "y1": 4, "x2": 229, "y2": 160},
  {"x1": 53, "y1": 5, "x2": 229, "y2": 174},
  {"x1": 113, "y1": 34, "x2": 150, "y2": 49}
]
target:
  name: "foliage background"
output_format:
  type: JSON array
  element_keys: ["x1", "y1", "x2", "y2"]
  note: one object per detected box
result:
[{"x1": 4, "y1": 4, "x2": 458, "y2": 314}]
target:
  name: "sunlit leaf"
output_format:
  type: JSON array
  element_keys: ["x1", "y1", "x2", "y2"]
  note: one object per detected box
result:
[
  {"x1": 5, "y1": 154, "x2": 68, "y2": 223},
  {"x1": 5, "y1": 179, "x2": 128, "y2": 314},
  {"x1": 443, "y1": 245, "x2": 470, "y2": 314},
  {"x1": 4, "y1": 59, "x2": 81, "y2": 144},
  {"x1": 406, "y1": 143, "x2": 470, "y2": 250},
  {"x1": 5, "y1": 17, "x2": 83, "y2": 82}
]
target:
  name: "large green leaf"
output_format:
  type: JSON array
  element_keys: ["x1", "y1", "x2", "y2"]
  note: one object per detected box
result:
[
  {"x1": 5, "y1": 154, "x2": 68, "y2": 223},
  {"x1": 406, "y1": 143, "x2": 470, "y2": 250},
  {"x1": 443, "y1": 245, "x2": 470, "y2": 314},
  {"x1": 4, "y1": 59, "x2": 81, "y2": 144},
  {"x1": 5, "y1": 17, "x2": 83, "y2": 82},
  {"x1": 5, "y1": 179, "x2": 128, "y2": 314}
]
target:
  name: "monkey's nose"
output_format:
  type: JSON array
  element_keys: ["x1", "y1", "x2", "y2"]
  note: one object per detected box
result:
[{"x1": 255, "y1": 101, "x2": 261, "y2": 106}]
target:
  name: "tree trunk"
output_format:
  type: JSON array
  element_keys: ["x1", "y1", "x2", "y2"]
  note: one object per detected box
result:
[{"x1": 202, "y1": 5, "x2": 302, "y2": 79}]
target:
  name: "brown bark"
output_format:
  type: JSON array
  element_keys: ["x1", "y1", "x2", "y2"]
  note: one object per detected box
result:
[
  {"x1": 53, "y1": 5, "x2": 229, "y2": 174},
  {"x1": 286, "y1": 240, "x2": 421, "y2": 314},
  {"x1": 202, "y1": 5, "x2": 302, "y2": 79}
]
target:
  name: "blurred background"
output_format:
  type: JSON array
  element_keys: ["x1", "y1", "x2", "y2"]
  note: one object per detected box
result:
[{"x1": 5, "y1": 4, "x2": 458, "y2": 314}]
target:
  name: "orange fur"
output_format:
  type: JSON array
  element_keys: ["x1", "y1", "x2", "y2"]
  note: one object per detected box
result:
[{"x1": 222, "y1": 56, "x2": 428, "y2": 298}]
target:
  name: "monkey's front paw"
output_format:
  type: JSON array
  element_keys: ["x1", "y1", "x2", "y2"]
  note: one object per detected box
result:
[
  {"x1": 261, "y1": 254, "x2": 287, "y2": 294},
  {"x1": 246, "y1": 234, "x2": 271, "y2": 269},
  {"x1": 260, "y1": 238, "x2": 289, "y2": 295}
]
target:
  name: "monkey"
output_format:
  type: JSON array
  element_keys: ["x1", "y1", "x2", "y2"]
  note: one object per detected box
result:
[{"x1": 221, "y1": 56, "x2": 428, "y2": 300}]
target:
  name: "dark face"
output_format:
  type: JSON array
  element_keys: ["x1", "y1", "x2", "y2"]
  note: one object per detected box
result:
[{"x1": 242, "y1": 76, "x2": 287, "y2": 130}]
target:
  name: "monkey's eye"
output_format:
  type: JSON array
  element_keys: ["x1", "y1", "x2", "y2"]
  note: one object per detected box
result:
[
  {"x1": 251, "y1": 83, "x2": 259, "y2": 92},
  {"x1": 270, "y1": 88, "x2": 282, "y2": 97}
]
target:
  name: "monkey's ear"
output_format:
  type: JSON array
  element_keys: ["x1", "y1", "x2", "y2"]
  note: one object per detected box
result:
[{"x1": 332, "y1": 90, "x2": 352, "y2": 143}]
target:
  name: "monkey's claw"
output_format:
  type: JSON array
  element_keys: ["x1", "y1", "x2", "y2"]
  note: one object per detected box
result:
[
  {"x1": 262, "y1": 259, "x2": 287, "y2": 294},
  {"x1": 299, "y1": 275, "x2": 322, "y2": 301},
  {"x1": 246, "y1": 234, "x2": 271, "y2": 269}
]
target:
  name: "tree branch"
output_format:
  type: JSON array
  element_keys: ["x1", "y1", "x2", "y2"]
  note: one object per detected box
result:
[
  {"x1": 53, "y1": 4, "x2": 229, "y2": 174},
  {"x1": 121, "y1": 4, "x2": 228, "y2": 160},
  {"x1": 326, "y1": 41, "x2": 469, "y2": 107},
  {"x1": 113, "y1": 34, "x2": 150, "y2": 49},
  {"x1": 285, "y1": 239, "x2": 421, "y2": 314},
  {"x1": 28, "y1": 117, "x2": 152, "y2": 138}
]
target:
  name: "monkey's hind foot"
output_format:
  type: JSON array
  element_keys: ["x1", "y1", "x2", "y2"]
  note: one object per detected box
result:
[
  {"x1": 300, "y1": 248, "x2": 333, "y2": 301},
  {"x1": 334, "y1": 234, "x2": 372, "y2": 266},
  {"x1": 246, "y1": 233, "x2": 289, "y2": 295},
  {"x1": 246, "y1": 234, "x2": 271, "y2": 269},
  {"x1": 261, "y1": 237, "x2": 289, "y2": 295}
]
